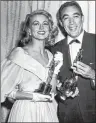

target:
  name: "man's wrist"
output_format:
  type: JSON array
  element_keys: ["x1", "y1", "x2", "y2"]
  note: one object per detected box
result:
[
  {"x1": 90, "y1": 69, "x2": 95, "y2": 80},
  {"x1": 90, "y1": 79, "x2": 95, "y2": 89}
]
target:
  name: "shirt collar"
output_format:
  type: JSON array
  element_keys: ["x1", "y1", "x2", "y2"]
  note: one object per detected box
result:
[{"x1": 67, "y1": 30, "x2": 84, "y2": 44}]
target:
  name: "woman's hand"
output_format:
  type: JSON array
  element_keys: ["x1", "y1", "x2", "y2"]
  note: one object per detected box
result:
[
  {"x1": 31, "y1": 93, "x2": 54, "y2": 102},
  {"x1": 54, "y1": 52, "x2": 63, "y2": 75}
]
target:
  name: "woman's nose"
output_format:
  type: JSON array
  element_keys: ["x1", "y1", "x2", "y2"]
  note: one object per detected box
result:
[{"x1": 39, "y1": 24, "x2": 44, "y2": 30}]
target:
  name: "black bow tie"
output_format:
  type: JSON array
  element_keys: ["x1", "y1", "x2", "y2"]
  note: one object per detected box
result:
[{"x1": 69, "y1": 39, "x2": 80, "y2": 45}]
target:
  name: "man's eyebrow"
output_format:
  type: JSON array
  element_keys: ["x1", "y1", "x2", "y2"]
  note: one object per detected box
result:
[
  {"x1": 62, "y1": 12, "x2": 81, "y2": 19},
  {"x1": 73, "y1": 13, "x2": 81, "y2": 16}
]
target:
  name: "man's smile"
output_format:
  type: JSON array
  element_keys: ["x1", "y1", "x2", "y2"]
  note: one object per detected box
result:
[{"x1": 68, "y1": 26, "x2": 77, "y2": 31}]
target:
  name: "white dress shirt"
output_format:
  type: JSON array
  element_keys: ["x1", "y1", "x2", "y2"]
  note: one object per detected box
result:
[{"x1": 67, "y1": 30, "x2": 84, "y2": 66}]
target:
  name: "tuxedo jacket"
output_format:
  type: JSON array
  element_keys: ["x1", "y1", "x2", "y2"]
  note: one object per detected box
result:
[{"x1": 48, "y1": 31, "x2": 95, "y2": 122}]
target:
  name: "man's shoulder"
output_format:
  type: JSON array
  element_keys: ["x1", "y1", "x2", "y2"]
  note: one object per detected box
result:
[
  {"x1": 84, "y1": 32, "x2": 95, "y2": 46},
  {"x1": 85, "y1": 32, "x2": 95, "y2": 36},
  {"x1": 54, "y1": 38, "x2": 66, "y2": 47},
  {"x1": 84, "y1": 32, "x2": 95, "y2": 39},
  {"x1": 46, "y1": 38, "x2": 66, "y2": 53}
]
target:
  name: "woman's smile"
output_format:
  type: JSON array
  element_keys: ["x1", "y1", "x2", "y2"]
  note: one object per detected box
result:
[{"x1": 37, "y1": 31, "x2": 46, "y2": 35}]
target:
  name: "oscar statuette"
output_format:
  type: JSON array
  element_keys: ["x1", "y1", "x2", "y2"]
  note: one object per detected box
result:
[
  {"x1": 57, "y1": 49, "x2": 83, "y2": 101},
  {"x1": 34, "y1": 58, "x2": 55, "y2": 95}
]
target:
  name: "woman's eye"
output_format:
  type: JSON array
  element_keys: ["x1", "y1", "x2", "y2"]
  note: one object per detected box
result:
[
  {"x1": 43, "y1": 22, "x2": 49, "y2": 25},
  {"x1": 32, "y1": 22, "x2": 39, "y2": 25}
]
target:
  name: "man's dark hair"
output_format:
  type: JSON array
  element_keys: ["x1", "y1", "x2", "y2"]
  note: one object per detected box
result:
[{"x1": 57, "y1": 1, "x2": 83, "y2": 22}]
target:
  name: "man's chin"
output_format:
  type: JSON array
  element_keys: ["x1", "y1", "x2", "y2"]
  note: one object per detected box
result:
[{"x1": 69, "y1": 32, "x2": 80, "y2": 38}]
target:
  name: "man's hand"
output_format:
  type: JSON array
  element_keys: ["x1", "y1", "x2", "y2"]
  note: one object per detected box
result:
[
  {"x1": 56, "y1": 81, "x2": 79, "y2": 100},
  {"x1": 59, "y1": 87, "x2": 79, "y2": 101},
  {"x1": 66, "y1": 87, "x2": 79, "y2": 98},
  {"x1": 71, "y1": 61, "x2": 95, "y2": 80}
]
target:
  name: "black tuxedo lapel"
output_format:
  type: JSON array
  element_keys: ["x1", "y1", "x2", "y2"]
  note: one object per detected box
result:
[
  {"x1": 81, "y1": 31, "x2": 88, "y2": 63},
  {"x1": 63, "y1": 38, "x2": 72, "y2": 68},
  {"x1": 81, "y1": 31, "x2": 87, "y2": 50},
  {"x1": 58, "y1": 39, "x2": 72, "y2": 81},
  {"x1": 81, "y1": 31, "x2": 95, "y2": 68}
]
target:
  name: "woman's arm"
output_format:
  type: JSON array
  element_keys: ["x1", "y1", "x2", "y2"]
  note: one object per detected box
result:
[
  {"x1": 7, "y1": 90, "x2": 33, "y2": 101},
  {"x1": 8, "y1": 90, "x2": 52, "y2": 102},
  {"x1": 15, "y1": 91, "x2": 33, "y2": 100}
]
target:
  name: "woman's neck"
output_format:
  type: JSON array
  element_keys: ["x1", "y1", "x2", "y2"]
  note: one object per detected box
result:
[{"x1": 25, "y1": 38, "x2": 46, "y2": 56}]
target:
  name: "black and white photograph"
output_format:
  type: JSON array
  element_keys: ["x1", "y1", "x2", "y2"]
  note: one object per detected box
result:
[{"x1": 1, "y1": 1, "x2": 95, "y2": 123}]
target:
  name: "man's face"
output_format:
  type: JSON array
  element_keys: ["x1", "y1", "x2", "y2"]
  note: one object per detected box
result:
[{"x1": 61, "y1": 6, "x2": 84, "y2": 38}]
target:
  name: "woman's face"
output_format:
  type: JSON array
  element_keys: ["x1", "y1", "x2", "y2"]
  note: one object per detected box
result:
[{"x1": 29, "y1": 14, "x2": 51, "y2": 40}]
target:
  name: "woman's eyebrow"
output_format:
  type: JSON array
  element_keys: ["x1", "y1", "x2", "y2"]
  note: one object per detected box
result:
[
  {"x1": 31, "y1": 20, "x2": 39, "y2": 24},
  {"x1": 32, "y1": 20, "x2": 39, "y2": 23}
]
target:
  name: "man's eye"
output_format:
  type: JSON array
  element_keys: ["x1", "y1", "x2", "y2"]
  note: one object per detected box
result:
[
  {"x1": 63, "y1": 17, "x2": 68, "y2": 20},
  {"x1": 74, "y1": 15, "x2": 79, "y2": 18}
]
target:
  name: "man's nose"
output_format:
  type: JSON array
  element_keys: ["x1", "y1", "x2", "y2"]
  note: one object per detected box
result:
[{"x1": 69, "y1": 18, "x2": 74, "y2": 24}]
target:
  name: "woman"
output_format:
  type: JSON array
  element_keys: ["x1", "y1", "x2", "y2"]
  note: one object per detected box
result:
[{"x1": 1, "y1": 10, "x2": 62, "y2": 122}]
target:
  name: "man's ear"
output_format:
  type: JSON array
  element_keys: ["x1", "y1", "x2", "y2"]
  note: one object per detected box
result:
[
  {"x1": 59, "y1": 20, "x2": 63, "y2": 27},
  {"x1": 82, "y1": 15, "x2": 84, "y2": 23}
]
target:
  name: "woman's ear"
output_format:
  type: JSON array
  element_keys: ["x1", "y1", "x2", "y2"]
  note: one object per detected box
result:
[{"x1": 27, "y1": 28, "x2": 31, "y2": 35}]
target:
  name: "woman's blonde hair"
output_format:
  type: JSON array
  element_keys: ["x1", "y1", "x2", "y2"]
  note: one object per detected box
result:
[{"x1": 18, "y1": 10, "x2": 58, "y2": 47}]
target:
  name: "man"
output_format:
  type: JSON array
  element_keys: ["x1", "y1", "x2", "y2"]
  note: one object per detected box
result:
[{"x1": 48, "y1": 1, "x2": 95, "y2": 123}]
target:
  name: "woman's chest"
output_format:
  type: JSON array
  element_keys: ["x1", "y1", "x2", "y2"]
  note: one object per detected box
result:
[
  {"x1": 31, "y1": 53, "x2": 49, "y2": 67},
  {"x1": 18, "y1": 70, "x2": 45, "y2": 92}
]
